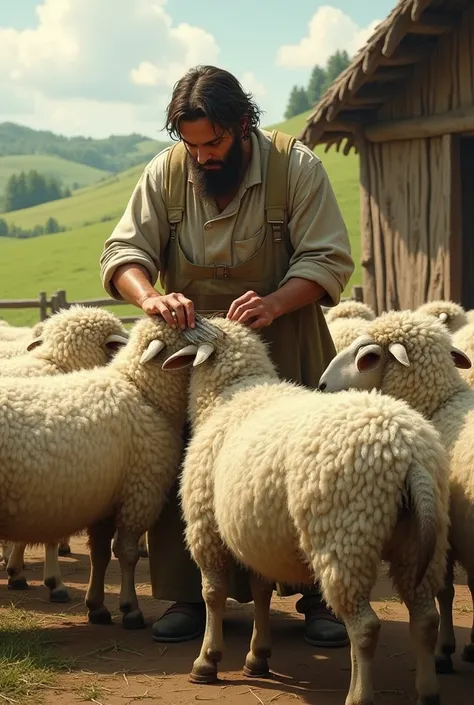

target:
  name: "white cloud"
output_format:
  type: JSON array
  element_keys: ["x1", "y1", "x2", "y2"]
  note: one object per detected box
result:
[
  {"x1": 276, "y1": 5, "x2": 381, "y2": 68},
  {"x1": 0, "y1": 0, "x2": 269, "y2": 137}
]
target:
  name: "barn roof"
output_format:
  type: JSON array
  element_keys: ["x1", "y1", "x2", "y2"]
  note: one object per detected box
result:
[{"x1": 298, "y1": 0, "x2": 471, "y2": 154}]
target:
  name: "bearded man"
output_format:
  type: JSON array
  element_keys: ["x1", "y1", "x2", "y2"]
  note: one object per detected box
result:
[{"x1": 100, "y1": 65, "x2": 354, "y2": 648}]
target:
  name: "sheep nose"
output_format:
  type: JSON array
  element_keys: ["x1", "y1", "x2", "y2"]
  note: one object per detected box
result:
[{"x1": 318, "y1": 382, "x2": 327, "y2": 391}]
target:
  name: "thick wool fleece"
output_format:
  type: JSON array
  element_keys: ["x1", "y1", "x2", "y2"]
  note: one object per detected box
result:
[
  {"x1": 0, "y1": 306, "x2": 127, "y2": 377},
  {"x1": 328, "y1": 317, "x2": 372, "y2": 353},
  {"x1": 178, "y1": 317, "x2": 449, "y2": 614},
  {"x1": 417, "y1": 300, "x2": 468, "y2": 334},
  {"x1": 0, "y1": 317, "x2": 189, "y2": 545},
  {"x1": 325, "y1": 300, "x2": 375, "y2": 324},
  {"x1": 452, "y1": 322, "x2": 474, "y2": 389}
]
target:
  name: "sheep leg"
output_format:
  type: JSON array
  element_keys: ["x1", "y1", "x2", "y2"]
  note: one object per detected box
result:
[
  {"x1": 1, "y1": 540, "x2": 13, "y2": 567},
  {"x1": 6, "y1": 543, "x2": 29, "y2": 590},
  {"x1": 113, "y1": 527, "x2": 145, "y2": 630},
  {"x1": 403, "y1": 593, "x2": 441, "y2": 705},
  {"x1": 341, "y1": 599, "x2": 381, "y2": 705},
  {"x1": 190, "y1": 562, "x2": 229, "y2": 684},
  {"x1": 461, "y1": 574, "x2": 474, "y2": 663},
  {"x1": 434, "y1": 557, "x2": 456, "y2": 674},
  {"x1": 43, "y1": 543, "x2": 70, "y2": 603},
  {"x1": 243, "y1": 573, "x2": 273, "y2": 678},
  {"x1": 58, "y1": 537, "x2": 71, "y2": 556},
  {"x1": 86, "y1": 517, "x2": 116, "y2": 626},
  {"x1": 138, "y1": 533, "x2": 148, "y2": 558}
]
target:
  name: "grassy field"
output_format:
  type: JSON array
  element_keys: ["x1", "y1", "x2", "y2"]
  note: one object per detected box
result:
[
  {"x1": 0, "y1": 112, "x2": 360, "y2": 325},
  {"x1": 0, "y1": 154, "x2": 110, "y2": 197}
]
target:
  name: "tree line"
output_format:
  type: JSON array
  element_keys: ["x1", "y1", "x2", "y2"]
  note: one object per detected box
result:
[
  {"x1": 284, "y1": 50, "x2": 351, "y2": 120},
  {"x1": 3, "y1": 170, "x2": 71, "y2": 212},
  {"x1": 0, "y1": 216, "x2": 66, "y2": 239}
]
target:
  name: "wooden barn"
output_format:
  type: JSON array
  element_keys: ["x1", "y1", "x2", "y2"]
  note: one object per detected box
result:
[{"x1": 298, "y1": 0, "x2": 474, "y2": 314}]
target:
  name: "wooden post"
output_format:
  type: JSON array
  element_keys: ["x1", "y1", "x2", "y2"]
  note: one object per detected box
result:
[
  {"x1": 352, "y1": 285, "x2": 364, "y2": 302},
  {"x1": 39, "y1": 292, "x2": 48, "y2": 321}
]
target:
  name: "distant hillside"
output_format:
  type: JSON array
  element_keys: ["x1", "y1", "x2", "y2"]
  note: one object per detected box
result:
[
  {"x1": 0, "y1": 154, "x2": 109, "y2": 201},
  {"x1": 0, "y1": 122, "x2": 170, "y2": 174}
]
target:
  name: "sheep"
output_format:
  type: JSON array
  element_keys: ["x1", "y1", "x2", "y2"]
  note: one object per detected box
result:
[
  {"x1": 466, "y1": 310, "x2": 474, "y2": 325},
  {"x1": 0, "y1": 321, "x2": 43, "y2": 342},
  {"x1": 451, "y1": 322, "x2": 474, "y2": 390},
  {"x1": 0, "y1": 305, "x2": 130, "y2": 602},
  {"x1": 416, "y1": 300, "x2": 468, "y2": 334},
  {"x1": 0, "y1": 323, "x2": 45, "y2": 359},
  {"x1": 318, "y1": 309, "x2": 474, "y2": 676},
  {"x1": 325, "y1": 300, "x2": 376, "y2": 324},
  {"x1": 327, "y1": 317, "x2": 373, "y2": 353},
  {"x1": 161, "y1": 316, "x2": 449, "y2": 705},
  {"x1": 0, "y1": 315, "x2": 190, "y2": 629}
]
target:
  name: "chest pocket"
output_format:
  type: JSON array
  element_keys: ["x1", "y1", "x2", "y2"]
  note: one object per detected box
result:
[{"x1": 233, "y1": 225, "x2": 266, "y2": 265}]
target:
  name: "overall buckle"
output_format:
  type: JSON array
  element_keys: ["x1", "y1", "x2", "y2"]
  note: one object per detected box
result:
[{"x1": 213, "y1": 265, "x2": 229, "y2": 279}]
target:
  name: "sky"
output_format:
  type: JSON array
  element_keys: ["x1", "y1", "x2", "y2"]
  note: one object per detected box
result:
[{"x1": 0, "y1": 0, "x2": 397, "y2": 140}]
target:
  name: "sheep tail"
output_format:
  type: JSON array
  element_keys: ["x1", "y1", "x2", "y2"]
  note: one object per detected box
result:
[{"x1": 405, "y1": 460, "x2": 438, "y2": 587}]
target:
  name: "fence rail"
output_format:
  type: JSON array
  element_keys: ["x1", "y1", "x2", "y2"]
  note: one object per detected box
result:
[{"x1": 0, "y1": 285, "x2": 365, "y2": 324}]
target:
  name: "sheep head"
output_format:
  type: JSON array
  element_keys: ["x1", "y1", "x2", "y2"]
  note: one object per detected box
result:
[
  {"x1": 318, "y1": 309, "x2": 471, "y2": 418},
  {"x1": 325, "y1": 300, "x2": 375, "y2": 324},
  {"x1": 26, "y1": 305, "x2": 129, "y2": 371},
  {"x1": 416, "y1": 300, "x2": 468, "y2": 334}
]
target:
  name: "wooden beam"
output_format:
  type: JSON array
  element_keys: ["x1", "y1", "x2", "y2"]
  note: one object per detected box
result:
[
  {"x1": 364, "y1": 105, "x2": 474, "y2": 142},
  {"x1": 407, "y1": 11, "x2": 459, "y2": 35},
  {"x1": 378, "y1": 46, "x2": 430, "y2": 66},
  {"x1": 411, "y1": 0, "x2": 433, "y2": 22},
  {"x1": 366, "y1": 68, "x2": 412, "y2": 82}
]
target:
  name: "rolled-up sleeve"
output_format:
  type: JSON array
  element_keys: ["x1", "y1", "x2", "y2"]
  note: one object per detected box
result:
[
  {"x1": 281, "y1": 156, "x2": 355, "y2": 307},
  {"x1": 99, "y1": 157, "x2": 170, "y2": 300}
]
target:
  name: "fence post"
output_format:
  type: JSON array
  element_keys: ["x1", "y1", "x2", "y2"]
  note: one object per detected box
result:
[
  {"x1": 352, "y1": 285, "x2": 364, "y2": 302},
  {"x1": 39, "y1": 292, "x2": 48, "y2": 321},
  {"x1": 55, "y1": 290, "x2": 69, "y2": 310}
]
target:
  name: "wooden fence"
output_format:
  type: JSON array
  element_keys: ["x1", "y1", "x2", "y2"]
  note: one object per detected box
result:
[{"x1": 0, "y1": 285, "x2": 365, "y2": 324}]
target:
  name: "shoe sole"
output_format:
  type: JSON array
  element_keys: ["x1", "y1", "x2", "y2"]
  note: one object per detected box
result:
[
  {"x1": 152, "y1": 629, "x2": 204, "y2": 643},
  {"x1": 304, "y1": 635, "x2": 350, "y2": 648}
]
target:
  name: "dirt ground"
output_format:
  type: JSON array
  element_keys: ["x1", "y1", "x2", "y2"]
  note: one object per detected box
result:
[{"x1": 0, "y1": 535, "x2": 472, "y2": 705}]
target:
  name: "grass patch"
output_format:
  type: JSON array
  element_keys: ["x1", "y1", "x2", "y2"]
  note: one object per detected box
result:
[{"x1": 0, "y1": 605, "x2": 70, "y2": 703}]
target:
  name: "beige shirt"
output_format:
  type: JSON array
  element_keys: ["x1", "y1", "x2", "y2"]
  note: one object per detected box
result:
[{"x1": 100, "y1": 128, "x2": 354, "y2": 307}]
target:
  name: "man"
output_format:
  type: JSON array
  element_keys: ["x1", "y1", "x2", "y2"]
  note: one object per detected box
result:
[{"x1": 100, "y1": 65, "x2": 355, "y2": 647}]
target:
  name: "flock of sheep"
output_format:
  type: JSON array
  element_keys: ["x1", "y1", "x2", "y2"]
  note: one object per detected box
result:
[{"x1": 0, "y1": 296, "x2": 474, "y2": 705}]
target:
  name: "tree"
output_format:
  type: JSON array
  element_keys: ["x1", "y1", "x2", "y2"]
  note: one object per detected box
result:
[
  {"x1": 321, "y1": 50, "x2": 351, "y2": 93},
  {"x1": 307, "y1": 65, "x2": 327, "y2": 105},
  {"x1": 284, "y1": 85, "x2": 311, "y2": 120},
  {"x1": 0, "y1": 219, "x2": 8, "y2": 237},
  {"x1": 4, "y1": 170, "x2": 67, "y2": 212}
]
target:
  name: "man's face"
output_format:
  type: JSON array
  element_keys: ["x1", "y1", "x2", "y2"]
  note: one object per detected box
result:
[{"x1": 179, "y1": 117, "x2": 245, "y2": 199}]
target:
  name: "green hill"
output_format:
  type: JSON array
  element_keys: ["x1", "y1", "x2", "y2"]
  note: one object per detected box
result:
[
  {"x1": 0, "y1": 154, "x2": 109, "y2": 199},
  {"x1": 0, "y1": 113, "x2": 360, "y2": 325}
]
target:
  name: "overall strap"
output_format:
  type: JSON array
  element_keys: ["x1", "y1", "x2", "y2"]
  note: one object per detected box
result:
[
  {"x1": 265, "y1": 130, "x2": 295, "y2": 244},
  {"x1": 165, "y1": 141, "x2": 187, "y2": 239}
]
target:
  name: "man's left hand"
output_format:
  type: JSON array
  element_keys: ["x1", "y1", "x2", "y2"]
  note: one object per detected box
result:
[{"x1": 227, "y1": 290, "x2": 277, "y2": 329}]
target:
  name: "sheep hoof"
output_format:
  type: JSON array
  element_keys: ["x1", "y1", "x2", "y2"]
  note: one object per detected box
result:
[
  {"x1": 58, "y1": 546, "x2": 71, "y2": 557},
  {"x1": 462, "y1": 642, "x2": 474, "y2": 662},
  {"x1": 139, "y1": 548, "x2": 149, "y2": 558},
  {"x1": 435, "y1": 653, "x2": 454, "y2": 674},
  {"x1": 50, "y1": 587, "x2": 71, "y2": 603},
  {"x1": 122, "y1": 610, "x2": 146, "y2": 630},
  {"x1": 88, "y1": 607, "x2": 113, "y2": 625},
  {"x1": 8, "y1": 577, "x2": 29, "y2": 590},
  {"x1": 189, "y1": 665, "x2": 219, "y2": 684},
  {"x1": 242, "y1": 664, "x2": 271, "y2": 679}
]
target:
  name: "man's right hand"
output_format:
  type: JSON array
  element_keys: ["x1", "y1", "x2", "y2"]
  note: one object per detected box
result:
[{"x1": 140, "y1": 292, "x2": 195, "y2": 329}]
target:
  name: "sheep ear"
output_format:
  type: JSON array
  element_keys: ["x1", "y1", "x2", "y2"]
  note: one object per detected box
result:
[
  {"x1": 162, "y1": 344, "x2": 198, "y2": 370},
  {"x1": 139, "y1": 339, "x2": 165, "y2": 364},
  {"x1": 451, "y1": 346, "x2": 472, "y2": 369},
  {"x1": 388, "y1": 342, "x2": 410, "y2": 367},
  {"x1": 439, "y1": 312, "x2": 449, "y2": 323},
  {"x1": 355, "y1": 343, "x2": 383, "y2": 373},
  {"x1": 26, "y1": 338, "x2": 43, "y2": 351},
  {"x1": 193, "y1": 343, "x2": 215, "y2": 367}
]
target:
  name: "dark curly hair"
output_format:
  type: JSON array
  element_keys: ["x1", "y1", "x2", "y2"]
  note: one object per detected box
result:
[{"x1": 164, "y1": 65, "x2": 263, "y2": 141}]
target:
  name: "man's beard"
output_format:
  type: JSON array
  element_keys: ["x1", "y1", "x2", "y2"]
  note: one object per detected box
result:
[{"x1": 187, "y1": 135, "x2": 245, "y2": 200}]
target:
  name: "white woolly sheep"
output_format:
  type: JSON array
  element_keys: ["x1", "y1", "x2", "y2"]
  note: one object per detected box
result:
[
  {"x1": 161, "y1": 316, "x2": 449, "y2": 705},
  {"x1": 0, "y1": 323, "x2": 44, "y2": 359},
  {"x1": 318, "y1": 309, "x2": 474, "y2": 676},
  {"x1": 416, "y1": 300, "x2": 468, "y2": 334},
  {"x1": 0, "y1": 321, "x2": 43, "y2": 342},
  {"x1": 0, "y1": 305, "x2": 130, "y2": 602},
  {"x1": 451, "y1": 322, "x2": 474, "y2": 390},
  {"x1": 325, "y1": 300, "x2": 375, "y2": 324},
  {"x1": 466, "y1": 310, "x2": 474, "y2": 325},
  {"x1": 327, "y1": 316, "x2": 373, "y2": 353},
  {"x1": 0, "y1": 315, "x2": 189, "y2": 629}
]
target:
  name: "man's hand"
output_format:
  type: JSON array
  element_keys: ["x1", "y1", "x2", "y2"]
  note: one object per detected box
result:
[
  {"x1": 227, "y1": 290, "x2": 277, "y2": 329},
  {"x1": 140, "y1": 292, "x2": 195, "y2": 329}
]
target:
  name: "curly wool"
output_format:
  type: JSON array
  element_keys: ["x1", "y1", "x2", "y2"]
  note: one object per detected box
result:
[
  {"x1": 0, "y1": 316, "x2": 189, "y2": 546},
  {"x1": 325, "y1": 300, "x2": 375, "y2": 324},
  {"x1": 0, "y1": 306, "x2": 127, "y2": 378},
  {"x1": 328, "y1": 317, "x2": 372, "y2": 353},
  {"x1": 417, "y1": 299, "x2": 468, "y2": 333},
  {"x1": 176, "y1": 317, "x2": 449, "y2": 615}
]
